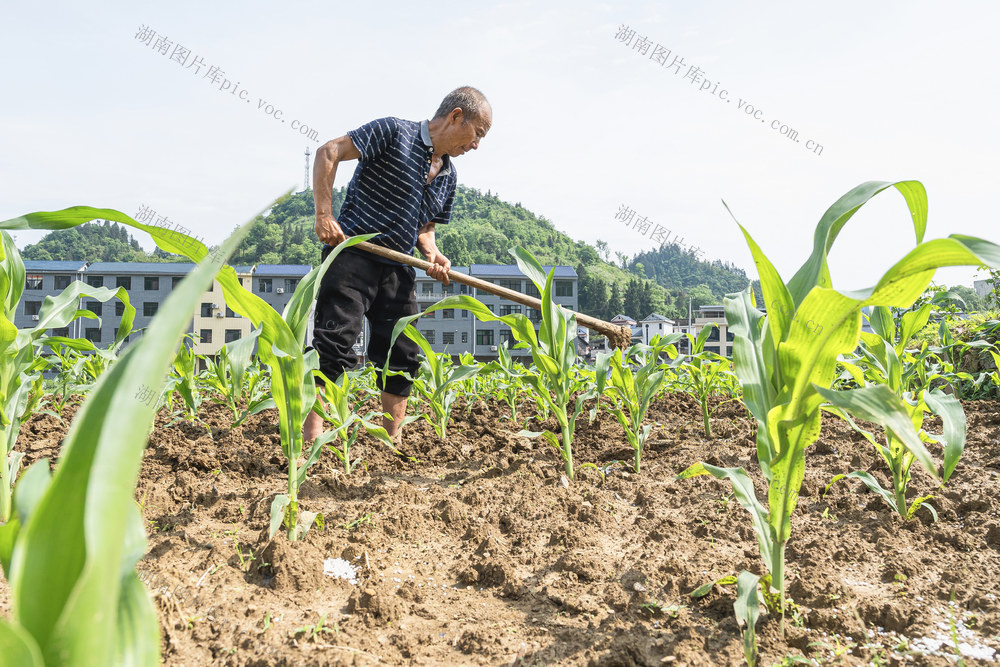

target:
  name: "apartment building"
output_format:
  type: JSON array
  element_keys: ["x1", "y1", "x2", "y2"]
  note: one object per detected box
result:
[
  {"x1": 15, "y1": 261, "x2": 298, "y2": 357},
  {"x1": 412, "y1": 264, "x2": 578, "y2": 359},
  {"x1": 17, "y1": 260, "x2": 576, "y2": 362}
]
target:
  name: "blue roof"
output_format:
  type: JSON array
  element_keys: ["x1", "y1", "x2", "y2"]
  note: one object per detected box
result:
[
  {"x1": 85, "y1": 262, "x2": 254, "y2": 275},
  {"x1": 469, "y1": 264, "x2": 577, "y2": 278},
  {"x1": 255, "y1": 264, "x2": 311, "y2": 277},
  {"x1": 23, "y1": 260, "x2": 88, "y2": 272}
]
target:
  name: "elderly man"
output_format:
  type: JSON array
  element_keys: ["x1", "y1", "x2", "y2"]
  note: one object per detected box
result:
[{"x1": 304, "y1": 86, "x2": 492, "y2": 445}]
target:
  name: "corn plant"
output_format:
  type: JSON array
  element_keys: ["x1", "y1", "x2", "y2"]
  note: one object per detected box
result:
[
  {"x1": 394, "y1": 327, "x2": 482, "y2": 439},
  {"x1": 200, "y1": 329, "x2": 275, "y2": 427},
  {"x1": 679, "y1": 180, "x2": 1000, "y2": 627},
  {"x1": 0, "y1": 204, "x2": 251, "y2": 666},
  {"x1": 388, "y1": 248, "x2": 599, "y2": 480},
  {"x1": 676, "y1": 324, "x2": 739, "y2": 438},
  {"x1": 0, "y1": 197, "x2": 371, "y2": 542},
  {"x1": 482, "y1": 342, "x2": 529, "y2": 422},
  {"x1": 822, "y1": 304, "x2": 966, "y2": 520},
  {"x1": 595, "y1": 334, "x2": 681, "y2": 472},
  {"x1": 0, "y1": 230, "x2": 136, "y2": 523},
  {"x1": 169, "y1": 334, "x2": 203, "y2": 422},
  {"x1": 36, "y1": 344, "x2": 88, "y2": 422},
  {"x1": 311, "y1": 369, "x2": 392, "y2": 473}
]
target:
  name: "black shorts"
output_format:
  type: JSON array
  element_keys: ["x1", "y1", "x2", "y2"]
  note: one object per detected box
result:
[{"x1": 308, "y1": 246, "x2": 421, "y2": 396}]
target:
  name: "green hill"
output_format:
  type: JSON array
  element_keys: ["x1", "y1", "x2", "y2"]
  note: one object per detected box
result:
[{"x1": 20, "y1": 220, "x2": 167, "y2": 263}]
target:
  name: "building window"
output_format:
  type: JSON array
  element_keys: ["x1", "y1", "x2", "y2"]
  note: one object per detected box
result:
[
  {"x1": 114, "y1": 326, "x2": 129, "y2": 343},
  {"x1": 555, "y1": 280, "x2": 573, "y2": 297},
  {"x1": 707, "y1": 328, "x2": 720, "y2": 342},
  {"x1": 258, "y1": 279, "x2": 272, "y2": 293},
  {"x1": 726, "y1": 345, "x2": 733, "y2": 356},
  {"x1": 460, "y1": 285, "x2": 468, "y2": 295},
  {"x1": 705, "y1": 344, "x2": 720, "y2": 354},
  {"x1": 527, "y1": 308, "x2": 542, "y2": 323},
  {"x1": 442, "y1": 283, "x2": 454, "y2": 295},
  {"x1": 498, "y1": 279, "x2": 521, "y2": 292},
  {"x1": 144, "y1": 277, "x2": 159, "y2": 291},
  {"x1": 499, "y1": 330, "x2": 513, "y2": 347},
  {"x1": 115, "y1": 301, "x2": 125, "y2": 317},
  {"x1": 442, "y1": 309, "x2": 455, "y2": 319},
  {"x1": 499, "y1": 304, "x2": 522, "y2": 316},
  {"x1": 143, "y1": 302, "x2": 158, "y2": 317},
  {"x1": 24, "y1": 300, "x2": 42, "y2": 316},
  {"x1": 421, "y1": 329, "x2": 435, "y2": 344},
  {"x1": 461, "y1": 310, "x2": 468, "y2": 318},
  {"x1": 85, "y1": 328, "x2": 101, "y2": 343},
  {"x1": 172, "y1": 276, "x2": 182, "y2": 289},
  {"x1": 525, "y1": 284, "x2": 540, "y2": 299},
  {"x1": 200, "y1": 329, "x2": 213, "y2": 344},
  {"x1": 461, "y1": 331, "x2": 468, "y2": 344},
  {"x1": 726, "y1": 331, "x2": 735, "y2": 342},
  {"x1": 200, "y1": 303, "x2": 213, "y2": 317},
  {"x1": 285, "y1": 278, "x2": 299, "y2": 292},
  {"x1": 87, "y1": 301, "x2": 102, "y2": 316},
  {"x1": 475, "y1": 282, "x2": 492, "y2": 298},
  {"x1": 116, "y1": 276, "x2": 131, "y2": 290},
  {"x1": 226, "y1": 306, "x2": 240, "y2": 318},
  {"x1": 422, "y1": 308, "x2": 435, "y2": 319},
  {"x1": 476, "y1": 329, "x2": 494, "y2": 346},
  {"x1": 225, "y1": 329, "x2": 241, "y2": 343},
  {"x1": 25, "y1": 274, "x2": 43, "y2": 290},
  {"x1": 442, "y1": 331, "x2": 455, "y2": 345},
  {"x1": 54, "y1": 275, "x2": 71, "y2": 290},
  {"x1": 421, "y1": 282, "x2": 434, "y2": 295},
  {"x1": 52, "y1": 327, "x2": 69, "y2": 338}
]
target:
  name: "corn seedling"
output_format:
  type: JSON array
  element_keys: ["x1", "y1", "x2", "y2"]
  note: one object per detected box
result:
[
  {"x1": 387, "y1": 247, "x2": 598, "y2": 480},
  {"x1": 311, "y1": 369, "x2": 393, "y2": 474},
  {"x1": 482, "y1": 343, "x2": 529, "y2": 422},
  {"x1": 168, "y1": 334, "x2": 204, "y2": 422},
  {"x1": 201, "y1": 329, "x2": 275, "y2": 427},
  {"x1": 679, "y1": 180, "x2": 1000, "y2": 628},
  {"x1": 0, "y1": 203, "x2": 252, "y2": 666},
  {"x1": 595, "y1": 334, "x2": 681, "y2": 472},
  {"x1": 823, "y1": 305, "x2": 967, "y2": 520},
  {"x1": 393, "y1": 327, "x2": 482, "y2": 438},
  {"x1": 676, "y1": 324, "x2": 738, "y2": 438}
]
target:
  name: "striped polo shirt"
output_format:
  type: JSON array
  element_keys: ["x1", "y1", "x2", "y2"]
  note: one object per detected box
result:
[{"x1": 333, "y1": 116, "x2": 457, "y2": 264}]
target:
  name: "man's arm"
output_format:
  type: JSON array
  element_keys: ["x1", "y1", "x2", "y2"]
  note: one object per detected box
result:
[
  {"x1": 416, "y1": 222, "x2": 451, "y2": 285},
  {"x1": 313, "y1": 135, "x2": 362, "y2": 246}
]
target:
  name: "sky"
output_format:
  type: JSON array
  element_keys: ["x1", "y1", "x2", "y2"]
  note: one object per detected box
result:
[{"x1": 2, "y1": 0, "x2": 998, "y2": 292}]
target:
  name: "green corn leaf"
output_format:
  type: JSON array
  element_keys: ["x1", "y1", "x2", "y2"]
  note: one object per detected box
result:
[
  {"x1": 922, "y1": 389, "x2": 966, "y2": 483},
  {"x1": 689, "y1": 574, "x2": 738, "y2": 599},
  {"x1": 906, "y1": 494, "x2": 938, "y2": 521},
  {"x1": 0, "y1": 621, "x2": 43, "y2": 667},
  {"x1": 678, "y1": 463, "x2": 773, "y2": 567},
  {"x1": 785, "y1": 180, "x2": 927, "y2": 303},
  {"x1": 270, "y1": 495, "x2": 291, "y2": 540},
  {"x1": 1, "y1": 203, "x2": 253, "y2": 666},
  {"x1": 897, "y1": 304, "x2": 932, "y2": 356},
  {"x1": 815, "y1": 384, "x2": 938, "y2": 482},
  {"x1": 734, "y1": 570, "x2": 761, "y2": 667},
  {"x1": 827, "y1": 471, "x2": 898, "y2": 512}
]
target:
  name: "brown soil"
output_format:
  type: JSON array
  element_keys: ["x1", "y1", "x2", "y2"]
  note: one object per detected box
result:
[{"x1": 4, "y1": 393, "x2": 1000, "y2": 666}]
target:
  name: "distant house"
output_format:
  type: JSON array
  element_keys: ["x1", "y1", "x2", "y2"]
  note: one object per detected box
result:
[
  {"x1": 610, "y1": 314, "x2": 637, "y2": 327},
  {"x1": 639, "y1": 313, "x2": 676, "y2": 345},
  {"x1": 673, "y1": 305, "x2": 730, "y2": 356}
]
